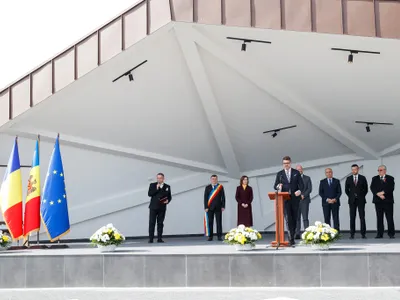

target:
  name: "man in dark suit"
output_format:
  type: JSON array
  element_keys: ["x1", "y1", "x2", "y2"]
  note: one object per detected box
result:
[
  {"x1": 319, "y1": 168, "x2": 342, "y2": 231},
  {"x1": 274, "y1": 156, "x2": 304, "y2": 246},
  {"x1": 295, "y1": 164, "x2": 312, "y2": 239},
  {"x1": 204, "y1": 175, "x2": 225, "y2": 241},
  {"x1": 345, "y1": 164, "x2": 368, "y2": 239},
  {"x1": 370, "y1": 165, "x2": 395, "y2": 239},
  {"x1": 148, "y1": 173, "x2": 172, "y2": 243}
]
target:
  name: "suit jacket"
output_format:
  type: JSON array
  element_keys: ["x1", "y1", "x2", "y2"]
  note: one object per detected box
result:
[
  {"x1": 345, "y1": 174, "x2": 368, "y2": 204},
  {"x1": 301, "y1": 174, "x2": 312, "y2": 203},
  {"x1": 148, "y1": 182, "x2": 172, "y2": 210},
  {"x1": 273, "y1": 168, "x2": 304, "y2": 200},
  {"x1": 204, "y1": 184, "x2": 225, "y2": 210},
  {"x1": 370, "y1": 175, "x2": 395, "y2": 204},
  {"x1": 319, "y1": 178, "x2": 342, "y2": 206}
]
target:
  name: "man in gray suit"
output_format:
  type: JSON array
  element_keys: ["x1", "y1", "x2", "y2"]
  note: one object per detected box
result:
[{"x1": 295, "y1": 165, "x2": 312, "y2": 239}]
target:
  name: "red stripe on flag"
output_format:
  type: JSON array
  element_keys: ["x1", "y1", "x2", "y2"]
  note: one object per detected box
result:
[
  {"x1": 4, "y1": 202, "x2": 23, "y2": 239},
  {"x1": 24, "y1": 196, "x2": 41, "y2": 237}
]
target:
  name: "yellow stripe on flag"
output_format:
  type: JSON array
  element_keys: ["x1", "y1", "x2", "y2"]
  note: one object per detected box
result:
[{"x1": 0, "y1": 169, "x2": 23, "y2": 212}]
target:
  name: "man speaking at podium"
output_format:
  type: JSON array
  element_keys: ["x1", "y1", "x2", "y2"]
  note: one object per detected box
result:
[{"x1": 274, "y1": 156, "x2": 304, "y2": 246}]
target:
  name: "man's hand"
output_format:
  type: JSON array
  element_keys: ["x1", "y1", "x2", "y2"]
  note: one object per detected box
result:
[
  {"x1": 327, "y1": 198, "x2": 332, "y2": 204},
  {"x1": 163, "y1": 200, "x2": 169, "y2": 204},
  {"x1": 205, "y1": 208, "x2": 208, "y2": 212},
  {"x1": 295, "y1": 190, "x2": 301, "y2": 197},
  {"x1": 380, "y1": 195, "x2": 385, "y2": 200},
  {"x1": 157, "y1": 183, "x2": 160, "y2": 189},
  {"x1": 301, "y1": 195, "x2": 305, "y2": 200},
  {"x1": 241, "y1": 203, "x2": 246, "y2": 208},
  {"x1": 222, "y1": 208, "x2": 225, "y2": 212}
]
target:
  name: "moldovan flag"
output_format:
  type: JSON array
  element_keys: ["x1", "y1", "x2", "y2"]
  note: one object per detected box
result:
[
  {"x1": 41, "y1": 136, "x2": 70, "y2": 241},
  {"x1": 24, "y1": 139, "x2": 41, "y2": 237},
  {"x1": 0, "y1": 138, "x2": 23, "y2": 240}
]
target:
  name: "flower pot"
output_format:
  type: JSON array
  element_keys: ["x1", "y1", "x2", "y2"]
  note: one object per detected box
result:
[
  {"x1": 234, "y1": 244, "x2": 254, "y2": 251},
  {"x1": 311, "y1": 243, "x2": 330, "y2": 251},
  {"x1": 97, "y1": 244, "x2": 117, "y2": 253}
]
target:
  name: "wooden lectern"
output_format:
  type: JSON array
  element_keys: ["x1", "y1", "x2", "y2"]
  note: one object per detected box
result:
[{"x1": 268, "y1": 192, "x2": 290, "y2": 247}]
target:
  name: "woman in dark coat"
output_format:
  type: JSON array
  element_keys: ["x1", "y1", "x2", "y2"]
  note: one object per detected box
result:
[{"x1": 235, "y1": 175, "x2": 253, "y2": 227}]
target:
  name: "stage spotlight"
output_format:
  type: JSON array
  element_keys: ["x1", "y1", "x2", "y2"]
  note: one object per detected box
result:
[
  {"x1": 241, "y1": 42, "x2": 247, "y2": 51},
  {"x1": 348, "y1": 53, "x2": 354, "y2": 64},
  {"x1": 128, "y1": 73, "x2": 134, "y2": 81},
  {"x1": 366, "y1": 125, "x2": 371, "y2": 132},
  {"x1": 272, "y1": 132, "x2": 278, "y2": 138}
]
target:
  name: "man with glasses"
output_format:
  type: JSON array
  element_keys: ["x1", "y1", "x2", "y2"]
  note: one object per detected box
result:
[
  {"x1": 370, "y1": 165, "x2": 395, "y2": 239},
  {"x1": 274, "y1": 156, "x2": 304, "y2": 246}
]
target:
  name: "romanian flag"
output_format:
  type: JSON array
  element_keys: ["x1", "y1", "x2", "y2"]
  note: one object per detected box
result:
[
  {"x1": 41, "y1": 136, "x2": 70, "y2": 241},
  {"x1": 24, "y1": 139, "x2": 41, "y2": 237},
  {"x1": 0, "y1": 138, "x2": 23, "y2": 240}
]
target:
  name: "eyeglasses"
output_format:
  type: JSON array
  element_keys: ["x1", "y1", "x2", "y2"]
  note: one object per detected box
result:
[{"x1": 378, "y1": 169, "x2": 385, "y2": 171}]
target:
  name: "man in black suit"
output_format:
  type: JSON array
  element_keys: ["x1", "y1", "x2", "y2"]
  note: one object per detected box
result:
[
  {"x1": 148, "y1": 173, "x2": 172, "y2": 243},
  {"x1": 204, "y1": 175, "x2": 225, "y2": 241},
  {"x1": 345, "y1": 164, "x2": 368, "y2": 239},
  {"x1": 295, "y1": 164, "x2": 312, "y2": 239},
  {"x1": 319, "y1": 168, "x2": 342, "y2": 231},
  {"x1": 274, "y1": 156, "x2": 304, "y2": 246},
  {"x1": 370, "y1": 165, "x2": 395, "y2": 239}
]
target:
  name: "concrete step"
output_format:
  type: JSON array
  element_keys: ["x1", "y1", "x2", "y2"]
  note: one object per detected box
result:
[{"x1": 1, "y1": 288, "x2": 400, "y2": 300}]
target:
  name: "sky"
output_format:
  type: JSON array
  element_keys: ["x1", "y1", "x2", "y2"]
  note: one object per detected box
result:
[{"x1": 0, "y1": 0, "x2": 138, "y2": 89}]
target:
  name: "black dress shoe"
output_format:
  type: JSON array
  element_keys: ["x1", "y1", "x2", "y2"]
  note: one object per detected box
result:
[
  {"x1": 217, "y1": 237, "x2": 223, "y2": 241},
  {"x1": 349, "y1": 236, "x2": 354, "y2": 240},
  {"x1": 157, "y1": 239, "x2": 165, "y2": 243},
  {"x1": 289, "y1": 240, "x2": 295, "y2": 246},
  {"x1": 148, "y1": 240, "x2": 154, "y2": 243},
  {"x1": 295, "y1": 235, "x2": 301, "y2": 240},
  {"x1": 207, "y1": 237, "x2": 213, "y2": 241},
  {"x1": 362, "y1": 235, "x2": 367, "y2": 239},
  {"x1": 375, "y1": 235, "x2": 383, "y2": 239},
  {"x1": 389, "y1": 236, "x2": 395, "y2": 239}
]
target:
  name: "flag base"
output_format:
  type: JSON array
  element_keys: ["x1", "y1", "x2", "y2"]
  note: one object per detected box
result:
[
  {"x1": 29, "y1": 244, "x2": 49, "y2": 249},
  {"x1": 7, "y1": 245, "x2": 28, "y2": 251},
  {"x1": 49, "y1": 244, "x2": 69, "y2": 249}
]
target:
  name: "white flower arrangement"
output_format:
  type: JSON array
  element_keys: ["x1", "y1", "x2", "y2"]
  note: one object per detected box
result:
[
  {"x1": 224, "y1": 225, "x2": 262, "y2": 246},
  {"x1": 0, "y1": 231, "x2": 11, "y2": 248},
  {"x1": 301, "y1": 221, "x2": 340, "y2": 245},
  {"x1": 90, "y1": 224, "x2": 125, "y2": 246}
]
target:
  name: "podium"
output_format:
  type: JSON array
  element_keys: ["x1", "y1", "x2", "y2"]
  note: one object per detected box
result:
[{"x1": 268, "y1": 191, "x2": 290, "y2": 247}]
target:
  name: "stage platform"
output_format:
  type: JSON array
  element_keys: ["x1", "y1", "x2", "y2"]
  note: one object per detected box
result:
[{"x1": 1, "y1": 234, "x2": 400, "y2": 289}]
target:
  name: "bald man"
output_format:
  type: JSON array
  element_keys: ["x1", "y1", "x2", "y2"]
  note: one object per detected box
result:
[{"x1": 319, "y1": 168, "x2": 342, "y2": 231}]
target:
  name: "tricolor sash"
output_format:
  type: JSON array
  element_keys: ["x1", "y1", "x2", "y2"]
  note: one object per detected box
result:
[{"x1": 204, "y1": 184, "x2": 223, "y2": 236}]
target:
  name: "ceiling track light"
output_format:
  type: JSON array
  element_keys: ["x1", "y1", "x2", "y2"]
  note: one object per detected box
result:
[
  {"x1": 355, "y1": 121, "x2": 394, "y2": 133},
  {"x1": 112, "y1": 60, "x2": 148, "y2": 83},
  {"x1": 227, "y1": 37, "x2": 272, "y2": 52},
  {"x1": 331, "y1": 48, "x2": 380, "y2": 64},
  {"x1": 263, "y1": 125, "x2": 297, "y2": 138}
]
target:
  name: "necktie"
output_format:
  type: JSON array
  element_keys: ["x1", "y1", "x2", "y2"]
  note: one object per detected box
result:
[
  {"x1": 328, "y1": 179, "x2": 331, "y2": 186},
  {"x1": 354, "y1": 176, "x2": 357, "y2": 185},
  {"x1": 381, "y1": 177, "x2": 384, "y2": 182},
  {"x1": 286, "y1": 170, "x2": 290, "y2": 183}
]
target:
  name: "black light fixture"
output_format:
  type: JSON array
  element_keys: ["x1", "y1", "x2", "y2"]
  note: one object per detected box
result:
[
  {"x1": 331, "y1": 48, "x2": 380, "y2": 64},
  {"x1": 112, "y1": 60, "x2": 148, "y2": 83},
  {"x1": 355, "y1": 121, "x2": 393, "y2": 133},
  {"x1": 227, "y1": 37, "x2": 271, "y2": 52},
  {"x1": 263, "y1": 125, "x2": 297, "y2": 138}
]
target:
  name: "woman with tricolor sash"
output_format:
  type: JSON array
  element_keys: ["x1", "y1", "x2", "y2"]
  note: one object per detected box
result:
[{"x1": 204, "y1": 175, "x2": 225, "y2": 241}]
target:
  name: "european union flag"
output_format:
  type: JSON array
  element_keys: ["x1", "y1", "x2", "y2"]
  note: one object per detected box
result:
[{"x1": 40, "y1": 136, "x2": 70, "y2": 242}]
